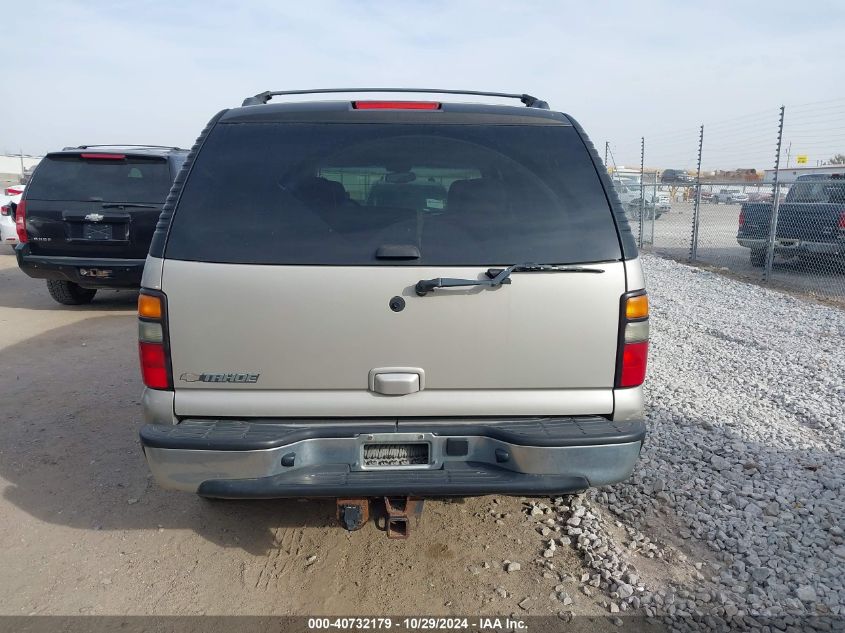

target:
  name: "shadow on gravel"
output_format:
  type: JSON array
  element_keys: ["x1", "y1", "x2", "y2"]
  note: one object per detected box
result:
[{"x1": 0, "y1": 314, "x2": 339, "y2": 556}]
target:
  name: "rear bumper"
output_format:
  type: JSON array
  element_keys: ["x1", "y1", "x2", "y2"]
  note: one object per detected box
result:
[
  {"x1": 737, "y1": 237, "x2": 843, "y2": 255},
  {"x1": 15, "y1": 245, "x2": 145, "y2": 288},
  {"x1": 140, "y1": 417, "x2": 646, "y2": 497}
]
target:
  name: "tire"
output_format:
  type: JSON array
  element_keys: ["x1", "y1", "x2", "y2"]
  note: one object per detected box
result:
[
  {"x1": 750, "y1": 249, "x2": 766, "y2": 268},
  {"x1": 45, "y1": 279, "x2": 97, "y2": 305}
]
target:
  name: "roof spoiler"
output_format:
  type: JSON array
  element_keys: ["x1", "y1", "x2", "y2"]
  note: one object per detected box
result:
[
  {"x1": 241, "y1": 88, "x2": 550, "y2": 109},
  {"x1": 61, "y1": 145, "x2": 184, "y2": 151}
]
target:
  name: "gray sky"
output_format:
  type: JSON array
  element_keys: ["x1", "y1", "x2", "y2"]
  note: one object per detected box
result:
[{"x1": 4, "y1": 1, "x2": 845, "y2": 170}]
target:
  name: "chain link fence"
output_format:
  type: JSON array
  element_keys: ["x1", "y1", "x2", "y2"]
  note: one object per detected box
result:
[{"x1": 607, "y1": 99, "x2": 845, "y2": 304}]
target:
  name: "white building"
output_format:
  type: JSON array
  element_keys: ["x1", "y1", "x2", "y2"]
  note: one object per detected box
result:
[{"x1": 763, "y1": 165, "x2": 844, "y2": 183}]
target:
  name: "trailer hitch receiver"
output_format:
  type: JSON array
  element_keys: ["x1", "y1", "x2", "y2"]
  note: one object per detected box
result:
[{"x1": 383, "y1": 497, "x2": 424, "y2": 539}]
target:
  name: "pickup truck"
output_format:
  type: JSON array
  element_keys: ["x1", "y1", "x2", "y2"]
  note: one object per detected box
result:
[
  {"x1": 712, "y1": 189, "x2": 749, "y2": 204},
  {"x1": 737, "y1": 174, "x2": 845, "y2": 267}
]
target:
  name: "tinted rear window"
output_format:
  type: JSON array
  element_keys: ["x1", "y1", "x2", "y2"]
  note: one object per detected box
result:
[
  {"x1": 786, "y1": 177, "x2": 845, "y2": 203},
  {"x1": 166, "y1": 122, "x2": 621, "y2": 265},
  {"x1": 27, "y1": 155, "x2": 172, "y2": 203}
]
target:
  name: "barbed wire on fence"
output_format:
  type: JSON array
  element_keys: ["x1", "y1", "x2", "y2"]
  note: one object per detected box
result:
[{"x1": 606, "y1": 99, "x2": 845, "y2": 303}]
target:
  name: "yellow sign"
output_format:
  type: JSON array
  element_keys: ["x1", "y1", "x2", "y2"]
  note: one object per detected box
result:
[{"x1": 796, "y1": 155, "x2": 808, "y2": 164}]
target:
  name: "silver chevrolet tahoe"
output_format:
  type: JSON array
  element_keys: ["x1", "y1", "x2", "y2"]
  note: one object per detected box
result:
[{"x1": 137, "y1": 89, "x2": 648, "y2": 531}]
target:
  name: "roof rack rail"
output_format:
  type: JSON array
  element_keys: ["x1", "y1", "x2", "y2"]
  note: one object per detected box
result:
[
  {"x1": 241, "y1": 88, "x2": 550, "y2": 110},
  {"x1": 64, "y1": 144, "x2": 184, "y2": 151}
]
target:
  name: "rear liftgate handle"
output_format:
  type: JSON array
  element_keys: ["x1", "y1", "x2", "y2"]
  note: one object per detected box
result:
[{"x1": 368, "y1": 368, "x2": 425, "y2": 396}]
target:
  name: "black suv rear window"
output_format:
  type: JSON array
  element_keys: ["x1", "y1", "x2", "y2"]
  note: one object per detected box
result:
[
  {"x1": 26, "y1": 155, "x2": 172, "y2": 203},
  {"x1": 165, "y1": 123, "x2": 621, "y2": 265}
]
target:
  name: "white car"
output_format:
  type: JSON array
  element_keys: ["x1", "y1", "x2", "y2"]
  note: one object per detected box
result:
[
  {"x1": 712, "y1": 189, "x2": 749, "y2": 204},
  {"x1": 0, "y1": 193, "x2": 22, "y2": 249}
]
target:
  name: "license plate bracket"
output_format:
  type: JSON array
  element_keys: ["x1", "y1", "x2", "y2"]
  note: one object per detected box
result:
[
  {"x1": 83, "y1": 223, "x2": 113, "y2": 240},
  {"x1": 363, "y1": 443, "x2": 430, "y2": 467}
]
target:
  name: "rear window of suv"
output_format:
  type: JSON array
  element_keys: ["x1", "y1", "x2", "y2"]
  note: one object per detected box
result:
[
  {"x1": 26, "y1": 155, "x2": 172, "y2": 203},
  {"x1": 165, "y1": 122, "x2": 622, "y2": 265}
]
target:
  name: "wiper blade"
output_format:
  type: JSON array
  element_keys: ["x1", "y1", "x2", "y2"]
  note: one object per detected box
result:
[
  {"x1": 414, "y1": 262, "x2": 604, "y2": 296},
  {"x1": 485, "y1": 263, "x2": 606, "y2": 277},
  {"x1": 100, "y1": 203, "x2": 160, "y2": 209}
]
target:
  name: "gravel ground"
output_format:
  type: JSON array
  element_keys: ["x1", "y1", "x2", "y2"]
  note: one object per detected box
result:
[{"x1": 531, "y1": 254, "x2": 845, "y2": 630}]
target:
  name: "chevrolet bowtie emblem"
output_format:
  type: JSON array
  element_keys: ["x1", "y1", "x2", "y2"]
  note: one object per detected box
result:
[{"x1": 85, "y1": 213, "x2": 104, "y2": 222}]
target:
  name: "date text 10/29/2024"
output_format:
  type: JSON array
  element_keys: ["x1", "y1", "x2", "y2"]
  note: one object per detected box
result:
[{"x1": 307, "y1": 618, "x2": 527, "y2": 631}]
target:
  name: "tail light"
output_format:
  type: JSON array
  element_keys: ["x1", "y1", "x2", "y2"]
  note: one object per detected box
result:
[
  {"x1": 738, "y1": 209, "x2": 745, "y2": 228},
  {"x1": 4, "y1": 186, "x2": 23, "y2": 196},
  {"x1": 353, "y1": 101, "x2": 440, "y2": 110},
  {"x1": 0, "y1": 204, "x2": 9, "y2": 217},
  {"x1": 15, "y1": 200, "x2": 27, "y2": 243},
  {"x1": 616, "y1": 291, "x2": 649, "y2": 388},
  {"x1": 80, "y1": 153, "x2": 126, "y2": 160},
  {"x1": 138, "y1": 291, "x2": 172, "y2": 389}
]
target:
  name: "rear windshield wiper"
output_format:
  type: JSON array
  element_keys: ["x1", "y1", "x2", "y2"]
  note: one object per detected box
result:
[
  {"x1": 414, "y1": 263, "x2": 604, "y2": 296},
  {"x1": 100, "y1": 203, "x2": 160, "y2": 209}
]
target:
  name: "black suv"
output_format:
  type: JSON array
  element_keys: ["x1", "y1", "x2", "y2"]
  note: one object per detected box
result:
[{"x1": 15, "y1": 145, "x2": 188, "y2": 304}]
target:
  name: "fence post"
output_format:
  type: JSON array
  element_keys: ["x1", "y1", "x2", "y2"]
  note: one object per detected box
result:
[
  {"x1": 764, "y1": 106, "x2": 785, "y2": 282},
  {"x1": 689, "y1": 125, "x2": 704, "y2": 262},
  {"x1": 604, "y1": 141, "x2": 609, "y2": 167},
  {"x1": 638, "y1": 137, "x2": 645, "y2": 249}
]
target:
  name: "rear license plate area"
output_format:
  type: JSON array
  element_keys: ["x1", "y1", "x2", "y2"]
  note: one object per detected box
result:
[
  {"x1": 79, "y1": 268, "x2": 113, "y2": 279},
  {"x1": 363, "y1": 443, "x2": 430, "y2": 467},
  {"x1": 83, "y1": 223, "x2": 113, "y2": 240}
]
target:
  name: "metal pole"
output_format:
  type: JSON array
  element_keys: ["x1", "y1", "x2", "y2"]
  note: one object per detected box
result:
[
  {"x1": 638, "y1": 137, "x2": 645, "y2": 249},
  {"x1": 690, "y1": 125, "x2": 704, "y2": 262},
  {"x1": 764, "y1": 106, "x2": 785, "y2": 282},
  {"x1": 604, "y1": 142, "x2": 609, "y2": 168},
  {"x1": 650, "y1": 173, "x2": 656, "y2": 245}
]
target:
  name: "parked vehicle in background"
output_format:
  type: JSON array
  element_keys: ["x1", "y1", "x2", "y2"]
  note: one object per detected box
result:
[
  {"x1": 137, "y1": 89, "x2": 649, "y2": 528},
  {"x1": 737, "y1": 174, "x2": 845, "y2": 268},
  {"x1": 4, "y1": 184, "x2": 25, "y2": 197},
  {"x1": 0, "y1": 194, "x2": 22, "y2": 249},
  {"x1": 614, "y1": 182, "x2": 670, "y2": 218},
  {"x1": 15, "y1": 145, "x2": 188, "y2": 304},
  {"x1": 712, "y1": 189, "x2": 749, "y2": 204},
  {"x1": 661, "y1": 169, "x2": 694, "y2": 184}
]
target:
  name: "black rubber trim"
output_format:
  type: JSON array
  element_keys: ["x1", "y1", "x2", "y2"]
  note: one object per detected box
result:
[
  {"x1": 564, "y1": 114, "x2": 638, "y2": 261},
  {"x1": 139, "y1": 417, "x2": 646, "y2": 452},
  {"x1": 197, "y1": 462, "x2": 589, "y2": 499}
]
